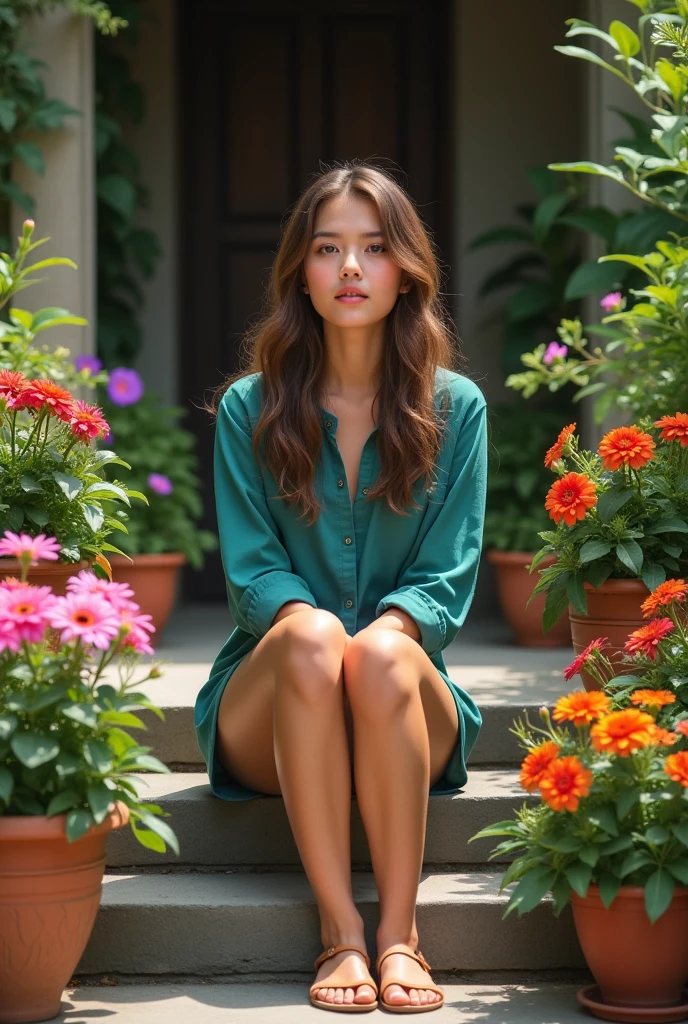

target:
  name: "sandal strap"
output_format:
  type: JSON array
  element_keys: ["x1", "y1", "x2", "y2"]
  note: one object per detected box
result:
[
  {"x1": 376, "y1": 943, "x2": 432, "y2": 976},
  {"x1": 313, "y1": 943, "x2": 371, "y2": 973}
]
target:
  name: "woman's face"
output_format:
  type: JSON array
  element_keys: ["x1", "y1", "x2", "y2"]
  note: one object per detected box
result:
[{"x1": 301, "y1": 193, "x2": 411, "y2": 325}]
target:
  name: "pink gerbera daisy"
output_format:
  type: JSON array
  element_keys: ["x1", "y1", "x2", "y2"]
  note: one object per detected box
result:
[
  {"x1": 65, "y1": 569, "x2": 136, "y2": 613},
  {"x1": 118, "y1": 609, "x2": 156, "y2": 655},
  {"x1": 0, "y1": 582, "x2": 56, "y2": 650},
  {"x1": 0, "y1": 531, "x2": 61, "y2": 563},
  {"x1": 47, "y1": 591, "x2": 123, "y2": 649}
]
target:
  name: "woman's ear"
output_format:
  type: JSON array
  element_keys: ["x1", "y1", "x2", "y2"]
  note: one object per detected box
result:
[{"x1": 399, "y1": 278, "x2": 413, "y2": 294}]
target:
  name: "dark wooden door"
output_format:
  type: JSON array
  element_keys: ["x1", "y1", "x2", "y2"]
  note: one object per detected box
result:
[{"x1": 178, "y1": 0, "x2": 454, "y2": 601}]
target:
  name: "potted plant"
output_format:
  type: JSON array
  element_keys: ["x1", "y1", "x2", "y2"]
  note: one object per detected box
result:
[
  {"x1": 485, "y1": 402, "x2": 572, "y2": 646},
  {"x1": 74, "y1": 361, "x2": 217, "y2": 634},
  {"x1": 0, "y1": 530, "x2": 178, "y2": 1024},
  {"x1": 530, "y1": 413, "x2": 688, "y2": 688},
  {"x1": 470, "y1": 680, "x2": 688, "y2": 1021}
]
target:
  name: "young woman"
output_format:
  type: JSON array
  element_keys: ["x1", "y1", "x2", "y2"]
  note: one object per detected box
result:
[{"x1": 195, "y1": 161, "x2": 488, "y2": 1014}]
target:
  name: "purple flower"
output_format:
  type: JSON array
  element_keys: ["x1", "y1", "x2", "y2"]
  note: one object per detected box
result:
[
  {"x1": 74, "y1": 354, "x2": 103, "y2": 375},
  {"x1": 543, "y1": 342, "x2": 568, "y2": 365},
  {"x1": 107, "y1": 367, "x2": 144, "y2": 406},
  {"x1": 148, "y1": 473, "x2": 173, "y2": 496},
  {"x1": 102, "y1": 429, "x2": 114, "y2": 446},
  {"x1": 600, "y1": 291, "x2": 623, "y2": 314}
]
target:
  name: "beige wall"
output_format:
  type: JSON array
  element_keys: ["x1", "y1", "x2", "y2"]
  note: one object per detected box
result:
[{"x1": 454, "y1": 0, "x2": 586, "y2": 408}]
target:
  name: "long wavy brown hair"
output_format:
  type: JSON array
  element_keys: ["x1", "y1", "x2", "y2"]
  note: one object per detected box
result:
[{"x1": 204, "y1": 159, "x2": 471, "y2": 526}]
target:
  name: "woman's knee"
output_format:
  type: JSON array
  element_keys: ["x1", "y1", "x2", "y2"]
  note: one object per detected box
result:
[
  {"x1": 275, "y1": 608, "x2": 348, "y2": 704},
  {"x1": 343, "y1": 629, "x2": 417, "y2": 718}
]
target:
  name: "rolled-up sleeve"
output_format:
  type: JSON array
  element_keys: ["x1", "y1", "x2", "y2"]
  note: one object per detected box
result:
[
  {"x1": 214, "y1": 387, "x2": 317, "y2": 638},
  {"x1": 375, "y1": 391, "x2": 488, "y2": 656}
]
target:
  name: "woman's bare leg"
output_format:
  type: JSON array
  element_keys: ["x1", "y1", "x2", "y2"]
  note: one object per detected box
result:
[
  {"x1": 343, "y1": 628, "x2": 458, "y2": 1008},
  {"x1": 215, "y1": 609, "x2": 376, "y2": 1006}
]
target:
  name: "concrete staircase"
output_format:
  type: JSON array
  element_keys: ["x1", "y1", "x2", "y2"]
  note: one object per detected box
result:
[{"x1": 62, "y1": 605, "x2": 593, "y2": 1022}]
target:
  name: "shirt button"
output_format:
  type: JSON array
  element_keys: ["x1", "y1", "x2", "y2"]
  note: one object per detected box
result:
[
  {"x1": 344, "y1": 536, "x2": 352, "y2": 545},
  {"x1": 345, "y1": 599, "x2": 353, "y2": 608},
  {"x1": 362, "y1": 487, "x2": 369, "y2": 495},
  {"x1": 325, "y1": 420, "x2": 333, "y2": 428},
  {"x1": 337, "y1": 479, "x2": 344, "y2": 488}
]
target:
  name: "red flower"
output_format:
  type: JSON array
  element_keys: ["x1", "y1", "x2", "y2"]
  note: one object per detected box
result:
[
  {"x1": 544, "y1": 422, "x2": 576, "y2": 470},
  {"x1": 655, "y1": 412, "x2": 688, "y2": 447},
  {"x1": 21, "y1": 379, "x2": 74, "y2": 422},
  {"x1": 598, "y1": 425, "x2": 656, "y2": 471},
  {"x1": 0, "y1": 370, "x2": 28, "y2": 410},
  {"x1": 68, "y1": 400, "x2": 110, "y2": 442},
  {"x1": 563, "y1": 637, "x2": 610, "y2": 682},
  {"x1": 624, "y1": 618, "x2": 675, "y2": 660},
  {"x1": 545, "y1": 472, "x2": 597, "y2": 526}
]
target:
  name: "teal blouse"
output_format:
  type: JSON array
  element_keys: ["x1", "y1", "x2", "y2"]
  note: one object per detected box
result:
[{"x1": 194, "y1": 367, "x2": 488, "y2": 801}]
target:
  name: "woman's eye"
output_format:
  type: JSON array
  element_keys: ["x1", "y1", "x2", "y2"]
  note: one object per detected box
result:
[
  {"x1": 317, "y1": 243, "x2": 386, "y2": 254},
  {"x1": 369, "y1": 243, "x2": 386, "y2": 253}
]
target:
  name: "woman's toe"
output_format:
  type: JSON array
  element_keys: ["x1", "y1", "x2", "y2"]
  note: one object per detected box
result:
[{"x1": 354, "y1": 983, "x2": 377, "y2": 1004}]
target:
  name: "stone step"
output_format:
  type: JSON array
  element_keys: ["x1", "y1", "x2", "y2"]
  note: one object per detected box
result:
[
  {"x1": 107, "y1": 769, "x2": 532, "y2": 868},
  {"x1": 60, "y1": 981, "x2": 591, "y2": 1022},
  {"x1": 77, "y1": 871, "x2": 584, "y2": 976},
  {"x1": 110, "y1": 606, "x2": 572, "y2": 768}
]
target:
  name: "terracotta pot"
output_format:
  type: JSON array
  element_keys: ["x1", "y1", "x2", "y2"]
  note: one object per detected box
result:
[
  {"x1": 0, "y1": 559, "x2": 91, "y2": 596},
  {"x1": 108, "y1": 551, "x2": 187, "y2": 636},
  {"x1": 572, "y1": 885, "x2": 688, "y2": 1019},
  {"x1": 0, "y1": 801, "x2": 129, "y2": 1023},
  {"x1": 569, "y1": 578, "x2": 649, "y2": 691},
  {"x1": 486, "y1": 549, "x2": 572, "y2": 647}
]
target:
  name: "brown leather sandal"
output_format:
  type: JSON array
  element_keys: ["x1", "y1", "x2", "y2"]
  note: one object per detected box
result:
[
  {"x1": 375, "y1": 944, "x2": 444, "y2": 1014},
  {"x1": 309, "y1": 944, "x2": 379, "y2": 1013}
]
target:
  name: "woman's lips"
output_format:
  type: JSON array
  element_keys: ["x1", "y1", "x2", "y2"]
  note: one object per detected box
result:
[{"x1": 335, "y1": 295, "x2": 367, "y2": 303}]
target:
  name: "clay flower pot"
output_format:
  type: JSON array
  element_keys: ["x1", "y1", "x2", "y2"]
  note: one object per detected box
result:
[
  {"x1": 0, "y1": 801, "x2": 129, "y2": 1024},
  {"x1": 0, "y1": 558, "x2": 91, "y2": 596},
  {"x1": 108, "y1": 551, "x2": 186, "y2": 636},
  {"x1": 572, "y1": 885, "x2": 688, "y2": 1022},
  {"x1": 486, "y1": 549, "x2": 572, "y2": 647},
  {"x1": 568, "y1": 578, "x2": 649, "y2": 691}
]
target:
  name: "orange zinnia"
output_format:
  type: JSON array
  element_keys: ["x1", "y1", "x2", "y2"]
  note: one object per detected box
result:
[
  {"x1": 539, "y1": 756, "x2": 593, "y2": 812},
  {"x1": 665, "y1": 750, "x2": 688, "y2": 786},
  {"x1": 655, "y1": 412, "x2": 688, "y2": 447},
  {"x1": 20, "y1": 378, "x2": 74, "y2": 422},
  {"x1": 629, "y1": 689, "x2": 676, "y2": 709},
  {"x1": 545, "y1": 472, "x2": 597, "y2": 526},
  {"x1": 519, "y1": 740, "x2": 560, "y2": 793},
  {"x1": 590, "y1": 708, "x2": 656, "y2": 756},
  {"x1": 553, "y1": 689, "x2": 611, "y2": 726},
  {"x1": 624, "y1": 618, "x2": 675, "y2": 660},
  {"x1": 649, "y1": 725, "x2": 679, "y2": 747},
  {"x1": 641, "y1": 579, "x2": 688, "y2": 619},
  {"x1": 598, "y1": 425, "x2": 656, "y2": 471},
  {"x1": 544, "y1": 422, "x2": 576, "y2": 470}
]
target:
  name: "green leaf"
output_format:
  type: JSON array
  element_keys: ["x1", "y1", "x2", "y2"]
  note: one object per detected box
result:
[
  {"x1": 671, "y1": 822, "x2": 688, "y2": 847},
  {"x1": 597, "y1": 487, "x2": 634, "y2": 523},
  {"x1": 125, "y1": 753, "x2": 169, "y2": 773},
  {"x1": 60, "y1": 703, "x2": 97, "y2": 728},
  {"x1": 579, "y1": 846, "x2": 600, "y2": 868},
  {"x1": 567, "y1": 573, "x2": 588, "y2": 614},
  {"x1": 642, "y1": 562, "x2": 666, "y2": 591},
  {"x1": 548, "y1": 160, "x2": 625, "y2": 182},
  {"x1": 0, "y1": 99, "x2": 17, "y2": 132},
  {"x1": 564, "y1": 259, "x2": 628, "y2": 301},
  {"x1": 13, "y1": 141, "x2": 45, "y2": 176},
  {"x1": 601, "y1": 835, "x2": 633, "y2": 855},
  {"x1": 588, "y1": 806, "x2": 618, "y2": 836},
  {"x1": 646, "y1": 518, "x2": 688, "y2": 535},
  {"x1": 533, "y1": 191, "x2": 573, "y2": 242},
  {"x1": 616, "y1": 539, "x2": 643, "y2": 575},
  {"x1": 552, "y1": 45, "x2": 630, "y2": 82},
  {"x1": 558, "y1": 207, "x2": 618, "y2": 245},
  {"x1": 87, "y1": 782, "x2": 113, "y2": 825},
  {"x1": 19, "y1": 474, "x2": 43, "y2": 493},
  {"x1": 83, "y1": 481, "x2": 130, "y2": 504},
  {"x1": 84, "y1": 739, "x2": 113, "y2": 773},
  {"x1": 97, "y1": 174, "x2": 137, "y2": 220},
  {"x1": 53, "y1": 472, "x2": 83, "y2": 499},
  {"x1": 66, "y1": 808, "x2": 93, "y2": 843},
  {"x1": 609, "y1": 20, "x2": 640, "y2": 58},
  {"x1": 0, "y1": 714, "x2": 17, "y2": 740},
  {"x1": 82, "y1": 503, "x2": 104, "y2": 532},
  {"x1": 616, "y1": 786, "x2": 641, "y2": 819},
  {"x1": 598, "y1": 253, "x2": 650, "y2": 272},
  {"x1": 137, "y1": 811, "x2": 180, "y2": 856},
  {"x1": 620, "y1": 850, "x2": 653, "y2": 878},
  {"x1": 645, "y1": 825, "x2": 671, "y2": 846},
  {"x1": 599, "y1": 872, "x2": 621, "y2": 909},
  {"x1": 507, "y1": 282, "x2": 553, "y2": 322},
  {"x1": 131, "y1": 818, "x2": 166, "y2": 853},
  {"x1": 100, "y1": 710, "x2": 145, "y2": 728},
  {"x1": 550, "y1": 873, "x2": 573, "y2": 915},
  {"x1": 543, "y1": 584, "x2": 569, "y2": 633},
  {"x1": 10, "y1": 731, "x2": 59, "y2": 768},
  {"x1": 468, "y1": 226, "x2": 532, "y2": 249},
  {"x1": 0, "y1": 766, "x2": 14, "y2": 804},
  {"x1": 24, "y1": 507, "x2": 49, "y2": 527},
  {"x1": 544, "y1": 836, "x2": 584, "y2": 854},
  {"x1": 508, "y1": 867, "x2": 558, "y2": 915},
  {"x1": 668, "y1": 858, "x2": 688, "y2": 884},
  {"x1": 566, "y1": 862, "x2": 593, "y2": 898},
  {"x1": 645, "y1": 869, "x2": 674, "y2": 924},
  {"x1": 46, "y1": 790, "x2": 80, "y2": 816},
  {"x1": 579, "y1": 539, "x2": 613, "y2": 563}
]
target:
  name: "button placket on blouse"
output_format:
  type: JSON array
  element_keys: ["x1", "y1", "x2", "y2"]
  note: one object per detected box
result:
[{"x1": 323, "y1": 411, "x2": 359, "y2": 631}]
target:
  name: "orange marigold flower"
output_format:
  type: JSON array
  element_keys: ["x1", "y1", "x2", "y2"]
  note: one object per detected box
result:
[
  {"x1": 553, "y1": 689, "x2": 611, "y2": 725},
  {"x1": 665, "y1": 750, "x2": 688, "y2": 786},
  {"x1": 675, "y1": 720, "x2": 688, "y2": 737},
  {"x1": 519, "y1": 740, "x2": 560, "y2": 793},
  {"x1": 655, "y1": 412, "x2": 688, "y2": 448},
  {"x1": 545, "y1": 472, "x2": 598, "y2": 526},
  {"x1": 68, "y1": 400, "x2": 110, "y2": 442},
  {"x1": 648, "y1": 725, "x2": 679, "y2": 747},
  {"x1": 539, "y1": 756, "x2": 593, "y2": 812},
  {"x1": 598, "y1": 425, "x2": 656, "y2": 471},
  {"x1": 629, "y1": 689, "x2": 676, "y2": 709},
  {"x1": 544, "y1": 422, "x2": 576, "y2": 470},
  {"x1": 624, "y1": 618, "x2": 675, "y2": 660},
  {"x1": 21, "y1": 379, "x2": 74, "y2": 422},
  {"x1": 563, "y1": 637, "x2": 610, "y2": 682},
  {"x1": 590, "y1": 708, "x2": 656, "y2": 756},
  {"x1": 641, "y1": 579, "x2": 688, "y2": 619}
]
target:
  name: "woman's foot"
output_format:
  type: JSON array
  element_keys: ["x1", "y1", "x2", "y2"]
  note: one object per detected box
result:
[
  {"x1": 313, "y1": 948, "x2": 377, "y2": 1007},
  {"x1": 377, "y1": 948, "x2": 443, "y2": 1008}
]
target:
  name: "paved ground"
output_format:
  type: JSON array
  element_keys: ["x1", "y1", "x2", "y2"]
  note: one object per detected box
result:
[{"x1": 56, "y1": 982, "x2": 592, "y2": 1022}]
